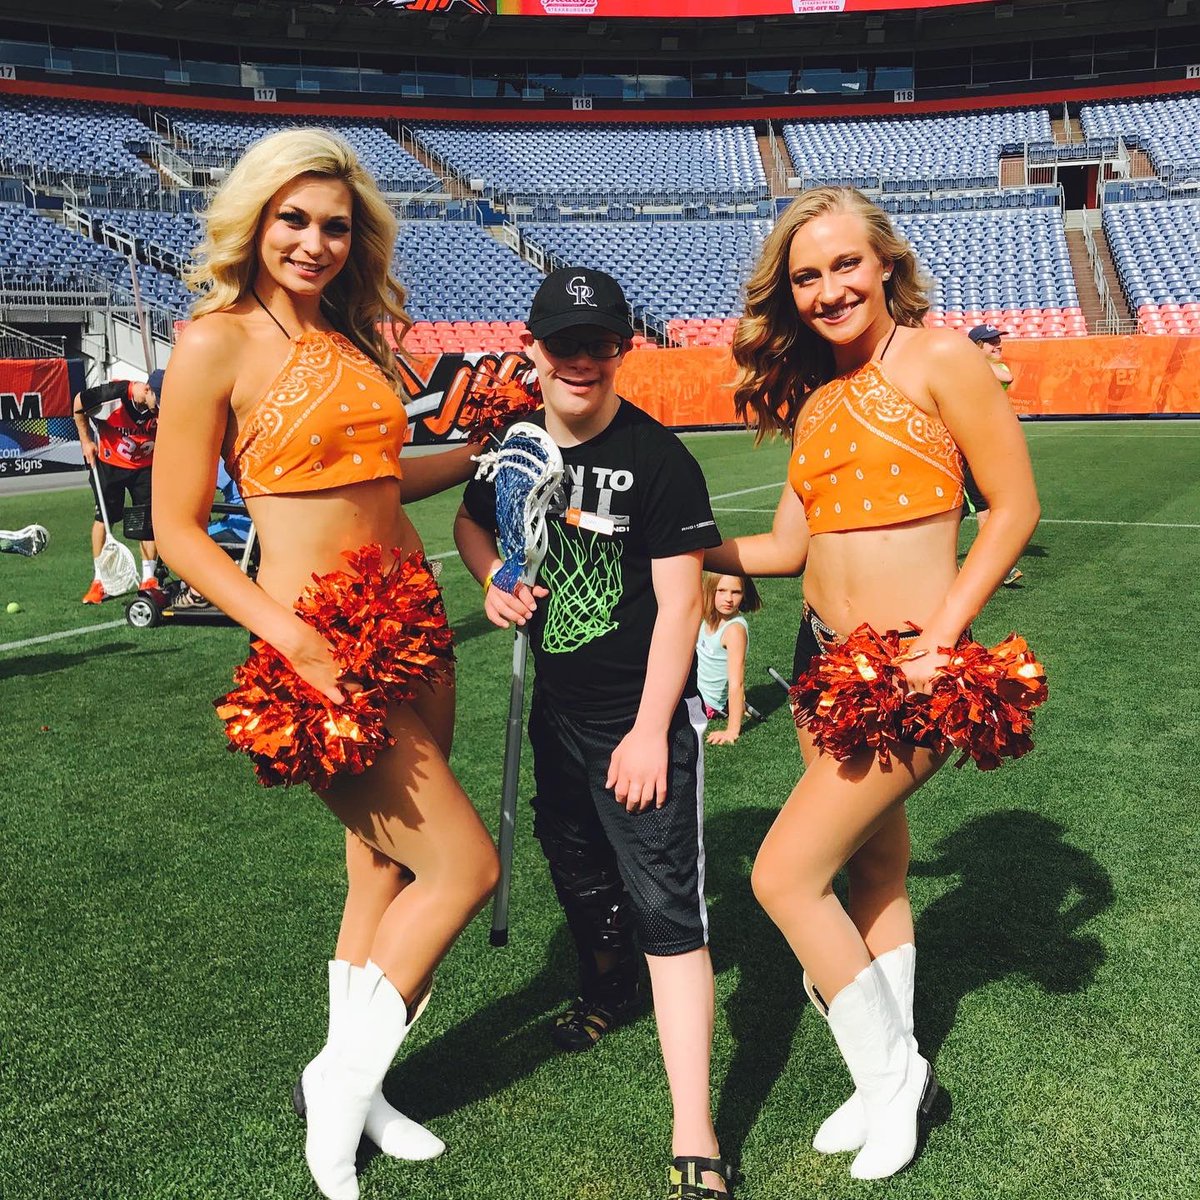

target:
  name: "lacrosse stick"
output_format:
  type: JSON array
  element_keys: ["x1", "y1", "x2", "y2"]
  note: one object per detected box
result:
[
  {"x1": 89, "y1": 462, "x2": 139, "y2": 597},
  {"x1": 768, "y1": 666, "x2": 793, "y2": 693},
  {"x1": 0, "y1": 524, "x2": 49, "y2": 557},
  {"x1": 472, "y1": 421, "x2": 564, "y2": 947}
]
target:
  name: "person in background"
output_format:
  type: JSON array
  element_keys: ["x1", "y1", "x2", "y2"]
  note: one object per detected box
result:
[
  {"x1": 73, "y1": 368, "x2": 164, "y2": 602},
  {"x1": 965, "y1": 325, "x2": 1022, "y2": 586},
  {"x1": 696, "y1": 572, "x2": 763, "y2": 745}
]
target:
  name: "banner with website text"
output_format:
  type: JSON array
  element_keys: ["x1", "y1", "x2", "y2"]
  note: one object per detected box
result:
[
  {"x1": 356, "y1": 1, "x2": 997, "y2": 16},
  {"x1": 0, "y1": 358, "x2": 81, "y2": 478},
  {"x1": 489, "y1": 1, "x2": 996, "y2": 15}
]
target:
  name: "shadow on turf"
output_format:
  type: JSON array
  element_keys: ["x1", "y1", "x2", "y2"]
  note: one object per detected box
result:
[
  {"x1": 450, "y1": 609, "x2": 514, "y2": 647},
  {"x1": 707, "y1": 805, "x2": 805, "y2": 1163},
  {"x1": 380, "y1": 922, "x2": 583, "y2": 1125},
  {"x1": 378, "y1": 808, "x2": 1110, "y2": 1171},
  {"x1": 0, "y1": 641, "x2": 180, "y2": 678},
  {"x1": 910, "y1": 808, "x2": 1113, "y2": 1062},
  {"x1": 706, "y1": 807, "x2": 1112, "y2": 1163}
]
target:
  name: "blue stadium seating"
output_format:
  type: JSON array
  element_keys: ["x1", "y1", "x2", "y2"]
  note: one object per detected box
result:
[
  {"x1": 396, "y1": 222, "x2": 542, "y2": 323},
  {"x1": 1081, "y1": 95, "x2": 1200, "y2": 180},
  {"x1": 0, "y1": 202, "x2": 190, "y2": 314},
  {"x1": 0, "y1": 96, "x2": 157, "y2": 185},
  {"x1": 520, "y1": 220, "x2": 771, "y2": 323},
  {"x1": 410, "y1": 123, "x2": 768, "y2": 204},
  {"x1": 165, "y1": 111, "x2": 440, "y2": 194},
  {"x1": 897, "y1": 205, "x2": 1078, "y2": 315},
  {"x1": 782, "y1": 110, "x2": 1051, "y2": 190},
  {"x1": 1103, "y1": 198, "x2": 1200, "y2": 333}
]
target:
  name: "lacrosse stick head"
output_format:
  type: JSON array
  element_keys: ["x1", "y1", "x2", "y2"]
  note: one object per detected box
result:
[
  {"x1": 473, "y1": 421, "x2": 563, "y2": 594},
  {"x1": 0, "y1": 524, "x2": 49, "y2": 557},
  {"x1": 96, "y1": 536, "x2": 140, "y2": 596}
]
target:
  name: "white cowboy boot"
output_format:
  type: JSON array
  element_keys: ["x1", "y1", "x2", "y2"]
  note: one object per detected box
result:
[
  {"x1": 809, "y1": 943, "x2": 919, "y2": 1154},
  {"x1": 303, "y1": 961, "x2": 413, "y2": 1200},
  {"x1": 824, "y1": 959, "x2": 938, "y2": 1180},
  {"x1": 296, "y1": 961, "x2": 444, "y2": 1162}
]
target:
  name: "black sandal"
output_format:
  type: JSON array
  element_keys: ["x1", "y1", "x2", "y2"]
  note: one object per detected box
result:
[
  {"x1": 666, "y1": 1155, "x2": 739, "y2": 1200},
  {"x1": 550, "y1": 995, "x2": 622, "y2": 1052}
]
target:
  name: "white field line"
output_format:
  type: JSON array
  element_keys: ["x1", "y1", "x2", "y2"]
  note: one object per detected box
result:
[
  {"x1": 1024, "y1": 432, "x2": 1200, "y2": 438},
  {"x1": 0, "y1": 618, "x2": 125, "y2": 655},
  {"x1": 1037, "y1": 517, "x2": 1200, "y2": 529},
  {"x1": 712, "y1": 506, "x2": 1200, "y2": 530},
  {"x1": 5, "y1": 502, "x2": 1195, "y2": 656},
  {"x1": 711, "y1": 481, "x2": 785, "y2": 501}
]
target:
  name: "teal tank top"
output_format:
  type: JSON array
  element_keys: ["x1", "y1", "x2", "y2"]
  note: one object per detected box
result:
[{"x1": 695, "y1": 615, "x2": 749, "y2": 712}]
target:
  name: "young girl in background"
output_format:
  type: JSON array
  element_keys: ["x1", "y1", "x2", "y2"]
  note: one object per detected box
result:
[{"x1": 696, "y1": 573, "x2": 762, "y2": 745}]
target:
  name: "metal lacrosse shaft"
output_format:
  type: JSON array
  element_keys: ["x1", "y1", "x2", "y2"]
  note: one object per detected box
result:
[{"x1": 490, "y1": 623, "x2": 530, "y2": 947}]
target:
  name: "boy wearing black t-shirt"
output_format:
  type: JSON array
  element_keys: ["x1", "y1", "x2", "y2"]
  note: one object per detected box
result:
[{"x1": 455, "y1": 268, "x2": 734, "y2": 1199}]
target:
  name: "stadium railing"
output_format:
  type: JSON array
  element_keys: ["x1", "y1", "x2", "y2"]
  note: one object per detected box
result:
[{"x1": 0, "y1": 320, "x2": 65, "y2": 360}]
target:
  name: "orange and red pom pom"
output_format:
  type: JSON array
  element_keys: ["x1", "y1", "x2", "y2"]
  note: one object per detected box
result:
[
  {"x1": 294, "y1": 545, "x2": 454, "y2": 707},
  {"x1": 459, "y1": 361, "x2": 542, "y2": 439},
  {"x1": 215, "y1": 547, "x2": 454, "y2": 789},
  {"x1": 214, "y1": 642, "x2": 394, "y2": 790},
  {"x1": 790, "y1": 624, "x2": 913, "y2": 768},
  {"x1": 790, "y1": 625, "x2": 1047, "y2": 771}
]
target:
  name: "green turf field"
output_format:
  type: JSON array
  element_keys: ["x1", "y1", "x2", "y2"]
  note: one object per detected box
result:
[{"x1": 2, "y1": 422, "x2": 1198, "y2": 1200}]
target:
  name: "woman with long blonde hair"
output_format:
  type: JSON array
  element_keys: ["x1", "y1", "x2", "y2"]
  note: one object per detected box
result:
[
  {"x1": 709, "y1": 186, "x2": 1038, "y2": 1179},
  {"x1": 154, "y1": 128, "x2": 499, "y2": 1200}
]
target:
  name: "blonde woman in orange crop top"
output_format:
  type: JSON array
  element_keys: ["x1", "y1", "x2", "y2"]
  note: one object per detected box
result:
[
  {"x1": 152, "y1": 129, "x2": 499, "y2": 1200},
  {"x1": 706, "y1": 187, "x2": 1039, "y2": 1181}
]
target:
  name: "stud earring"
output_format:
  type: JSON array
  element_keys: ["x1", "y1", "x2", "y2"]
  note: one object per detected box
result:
[{"x1": 883, "y1": 272, "x2": 892, "y2": 280}]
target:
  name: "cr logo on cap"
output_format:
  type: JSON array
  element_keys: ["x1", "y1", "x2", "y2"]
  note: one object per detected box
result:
[{"x1": 567, "y1": 275, "x2": 596, "y2": 306}]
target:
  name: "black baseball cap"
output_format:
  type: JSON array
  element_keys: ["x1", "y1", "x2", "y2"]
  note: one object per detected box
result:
[
  {"x1": 527, "y1": 267, "x2": 634, "y2": 340},
  {"x1": 968, "y1": 324, "x2": 1003, "y2": 344},
  {"x1": 146, "y1": 368, "x2": 166, "y2": 396}
]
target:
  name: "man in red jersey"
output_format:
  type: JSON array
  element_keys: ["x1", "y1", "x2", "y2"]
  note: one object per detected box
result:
[{"x1": 72, "y1": 368, "x2": 163, "y2": 603}]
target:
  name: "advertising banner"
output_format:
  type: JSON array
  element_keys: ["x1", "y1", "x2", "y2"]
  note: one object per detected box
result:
[
  {"x1": 363, "y1": 1, "x2": 997, "y2": 16},
  {"x1": 394, "y1": 337, "x2": 1200, "y2": 445},
  {"x1": 0, "y1": 358, "x2": 82, "y2": 479},
  {"x1": 491, "y1": 2, "x2": 995, "y2": 13}
]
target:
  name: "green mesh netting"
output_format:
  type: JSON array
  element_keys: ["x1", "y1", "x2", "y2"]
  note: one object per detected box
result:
[{"x1": 540, "y1": 528, "x2": 624, "y2": 655}]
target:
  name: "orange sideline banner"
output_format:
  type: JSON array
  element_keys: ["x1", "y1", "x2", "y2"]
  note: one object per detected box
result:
[
  {"x1": 614, "y1": 337, "x2": 1200, "y2": 424},
  {"x1": 161, "y1": 335, "x2": 1198, "y2": 448}
]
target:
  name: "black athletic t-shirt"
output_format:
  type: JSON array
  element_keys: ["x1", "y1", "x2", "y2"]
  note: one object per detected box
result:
[{"x1": 463, "y1": 400, "x2": 721, "y2": 720}]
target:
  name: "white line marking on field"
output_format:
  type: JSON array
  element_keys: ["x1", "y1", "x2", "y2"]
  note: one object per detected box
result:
[
  {"x1": 1022, "y1": 429, "x2": 1200, "y2": 434},
  {"x1": 428, "y1": 548, "x2": 460, "y2": 560},
  {"x1": 1038, "y1": 518, "x2": 1200, "y2": 529},
  {"x1": 714, "y1": 506, "x2": 776, "y2": 513},
  {"x1": 0, "y1": 618, "x2": 126, "y2": 655},
  {"x1": 711, "y1": 481, "x2": 785, "y2": 501}
]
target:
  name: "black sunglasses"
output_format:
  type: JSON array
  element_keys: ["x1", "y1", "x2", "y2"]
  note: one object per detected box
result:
[{"x1": 541, "y1": 334, "x2": 624, "y2": 360}]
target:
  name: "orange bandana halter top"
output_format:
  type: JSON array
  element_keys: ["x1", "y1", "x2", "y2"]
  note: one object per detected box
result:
[
  {"x1": 227, "y1": 329, "x2": 408, "y2": 499},
  {"x1": 788, "y1": 350, "x2": 963, "y2": 535}
]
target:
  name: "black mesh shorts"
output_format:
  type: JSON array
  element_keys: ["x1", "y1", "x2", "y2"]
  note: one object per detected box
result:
[
  {"x1": 89, "y1": 462, "x2": 152, "y2": 528},
  {"x1": 528, "y1": 691, "x2": 709, "y2": 957}
]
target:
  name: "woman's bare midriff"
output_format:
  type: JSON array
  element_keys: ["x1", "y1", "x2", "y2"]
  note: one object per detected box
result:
[
  {"x1": 247, "y1": 477, "x2": 421, "y2": 607},
  {"x1": 803, "y1": 508, "x2": 962, "y2": 636}
]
